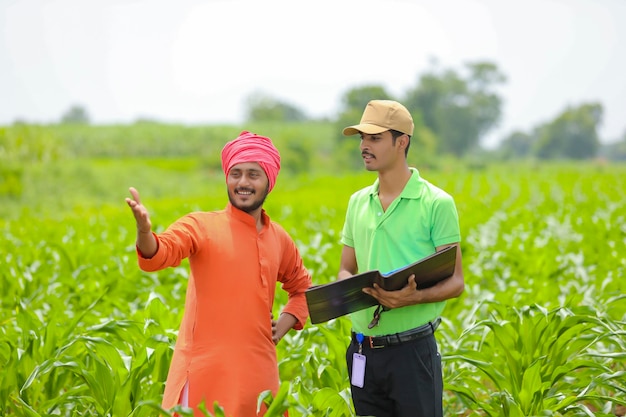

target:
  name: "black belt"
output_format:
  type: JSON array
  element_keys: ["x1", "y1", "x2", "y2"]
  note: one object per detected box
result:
[{"x1": 351, "y1": 318, "x2": 441, "y2": 349}]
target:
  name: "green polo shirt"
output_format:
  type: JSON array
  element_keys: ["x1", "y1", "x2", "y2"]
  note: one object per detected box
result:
[{"x1": 340, "y1": 167, "x2": 461, "y2": 335}]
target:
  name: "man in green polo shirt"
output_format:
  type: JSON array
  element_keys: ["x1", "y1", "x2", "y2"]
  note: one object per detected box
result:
[{"x1": 338, "y1": 99, "x2": 465, "y2": 417}]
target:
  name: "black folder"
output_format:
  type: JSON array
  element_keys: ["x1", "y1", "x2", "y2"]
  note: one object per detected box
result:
[{"x1": 305, "y1": 245, "x2": 457, "y2": 324}]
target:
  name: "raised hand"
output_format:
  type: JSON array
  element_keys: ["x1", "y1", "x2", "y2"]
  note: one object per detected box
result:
[
  {"x1": 125, "y1": 187, "x2": 157, "y2": 258},
  {"x1": 125, "y1": 187, "x2": 152, "y2": 233}
]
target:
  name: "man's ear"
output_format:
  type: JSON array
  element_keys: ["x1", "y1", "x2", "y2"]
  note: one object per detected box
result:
[{"x1": 398, "y1": 134, "x2": 410, "y2": 151}]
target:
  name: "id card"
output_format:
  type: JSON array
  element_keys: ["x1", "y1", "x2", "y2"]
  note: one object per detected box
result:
[{"x1": 351, "y1": 353, "x2": 366, "y2": 388}]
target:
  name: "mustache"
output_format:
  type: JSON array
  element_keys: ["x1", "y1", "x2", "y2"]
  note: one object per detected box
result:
[
  {"x1": 235, "y1": 187, "x2": 255, "y2": 193},
  {"x1": 362, "y1": 151, "x2": 375, "y2": 158}
]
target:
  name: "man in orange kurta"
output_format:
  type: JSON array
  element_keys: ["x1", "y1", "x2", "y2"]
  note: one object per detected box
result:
[{"x1": 126, "y1": 131, "x2": 312, "y2": 417}]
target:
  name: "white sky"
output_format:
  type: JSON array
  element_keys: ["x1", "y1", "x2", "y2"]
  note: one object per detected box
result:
[{"x1": 1, "y1": 0, "x2": 625, "y2": 147}]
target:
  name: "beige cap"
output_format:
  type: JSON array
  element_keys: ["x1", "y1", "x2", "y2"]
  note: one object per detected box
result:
[{"x1": 343, "y1": 100, "x2": 414, "y2": 136}]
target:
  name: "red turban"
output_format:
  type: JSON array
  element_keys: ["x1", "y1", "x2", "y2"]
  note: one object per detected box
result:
[{"x1": 221, "y1": 131, "x2": 281, "y2": 192}]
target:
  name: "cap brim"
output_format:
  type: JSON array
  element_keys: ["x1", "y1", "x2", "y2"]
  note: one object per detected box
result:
[{"x1": 342, "y1": 123, "x2": 388, "y2": 136}]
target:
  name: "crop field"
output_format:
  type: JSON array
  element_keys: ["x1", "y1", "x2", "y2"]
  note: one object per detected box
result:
[{"x1": 1, "y1": 124, "x2": 625, "y2": 416}]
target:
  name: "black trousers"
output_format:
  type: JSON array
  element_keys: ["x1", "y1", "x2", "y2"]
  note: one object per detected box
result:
[{"x1": 346, "y1": 333, "x2": 443, "y2": 417}]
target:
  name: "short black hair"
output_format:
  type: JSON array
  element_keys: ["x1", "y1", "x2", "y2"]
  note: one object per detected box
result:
[{"x1": 390, "y1": 129, "x2": 411, "y2": 156}]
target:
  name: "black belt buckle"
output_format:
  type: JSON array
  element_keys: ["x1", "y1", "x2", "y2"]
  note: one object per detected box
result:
[{"x1": 368, "y1": 336, "x2": 385, "y2": 349}]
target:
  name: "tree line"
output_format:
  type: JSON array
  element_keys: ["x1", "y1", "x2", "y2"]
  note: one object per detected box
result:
[
  {"x1": 55, "y1": 60, "x2": 626, "y2": 161},
  {"x1": 244, "y1": 61, "x2": 626, "y2": 162}
]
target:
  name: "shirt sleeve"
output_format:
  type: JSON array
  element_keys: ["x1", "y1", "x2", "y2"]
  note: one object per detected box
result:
[
  {"x1": 340, "y1": 194, "x2": 356, "y2": 248},
  {"x1": 137, "y1": 214, "x2": 202, "y2": 272},
  {"x1": 276, "y1": 233, "x2": 313, "y2": 330},
  {"x1": 431, "y1": 194, "x2": 461, "y2": 247}
]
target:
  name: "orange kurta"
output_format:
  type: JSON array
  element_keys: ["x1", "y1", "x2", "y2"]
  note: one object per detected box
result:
[{"x1": 138, "y1": 203, "x2": 311, "y2": 416}]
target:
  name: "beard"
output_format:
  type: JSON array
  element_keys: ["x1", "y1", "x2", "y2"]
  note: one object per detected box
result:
[{"x1": 228, "y1": 186, "x2": 268, "y2": 213}]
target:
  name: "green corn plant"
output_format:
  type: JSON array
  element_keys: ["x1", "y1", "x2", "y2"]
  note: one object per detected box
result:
[
  {"x1": 275, "y1": 317, "x2": 354, "y2": 416},
  {"x1": 445, "y1": 301, "x2": 626, "y2": 416},
  {"x1": 3, "y1": 152, "x2": 626, "y2": 416}
]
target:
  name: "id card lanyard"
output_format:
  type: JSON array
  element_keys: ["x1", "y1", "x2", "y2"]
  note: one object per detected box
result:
[
  {"x1": 351, "y1": 333, "x2": 366, "y2": 388},
  {"x1": 353, "y1": 302, "x2": 386, "y2": 388}
]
